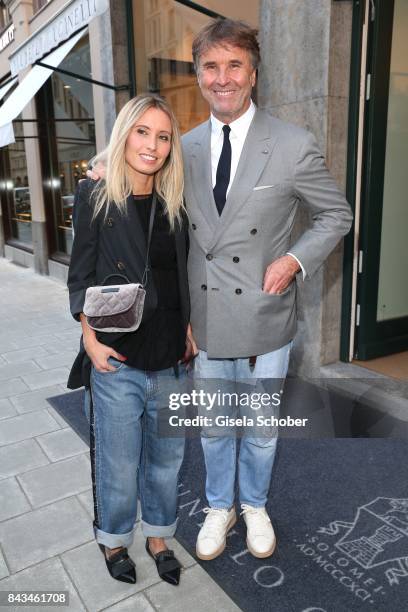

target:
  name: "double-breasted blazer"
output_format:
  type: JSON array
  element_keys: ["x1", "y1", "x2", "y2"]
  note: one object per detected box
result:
[
  {"x1": 67, "y1": 179, "x2": 190, "y2": 389},
  {"x1": 182, "y1": 108, "x2": 353, "y2": 358}
]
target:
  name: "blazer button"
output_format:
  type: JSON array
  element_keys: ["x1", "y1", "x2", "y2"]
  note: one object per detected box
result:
[
  {"x1": 107, "y1": 217, "x2": 114, "y2": 227},
  {"x1": 117, "y1": 261, "x2": 125, "y2": 271},
  {"x1": 192, "y1": 223, "x2": 197, "y2": 230},
  {"x1": 233, "y1": 256, "x2": 240, "y2": 263},
  {"x1": 206, "y1": 254, "x2": 213, "y2": 261},
  {"x1": 235, "y1": 288, "x2": 242, "y2": 295},
  {"x1": 201, "y1": 284, "x2": 207, "y2": 291},
  {"x1": 250, "y1": 228, "x2": 257, "y2": 235}
]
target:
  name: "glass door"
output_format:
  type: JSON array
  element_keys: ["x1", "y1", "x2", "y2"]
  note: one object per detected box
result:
[{"x1": 355, "y1": 0, "x2": 408, "y2": 359}]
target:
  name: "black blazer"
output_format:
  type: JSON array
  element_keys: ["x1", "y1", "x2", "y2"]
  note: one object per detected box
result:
[{"x1": 67, "y1": 179, "x2": 190, "y2": 389}]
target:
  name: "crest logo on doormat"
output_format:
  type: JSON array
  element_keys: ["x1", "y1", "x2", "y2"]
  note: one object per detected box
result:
[
  {"x1": 319, "y1": 497, "x2": 408, "y2": 584},
  {"x1": 295, "y1": 497, "x2": 408, "y2": 606}
]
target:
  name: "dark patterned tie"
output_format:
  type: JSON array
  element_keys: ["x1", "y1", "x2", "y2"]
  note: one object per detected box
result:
[{"x1": 213, "y1": 125, "x2": 231, "y2": 215}]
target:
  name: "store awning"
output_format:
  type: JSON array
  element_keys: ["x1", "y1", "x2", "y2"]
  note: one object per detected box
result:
[
  {"x1": 0, "y1": 29, "x2": 85, "y2": 148},
  {"x1": 0, "y1": 77, "x2": 18, "y2": 102}
]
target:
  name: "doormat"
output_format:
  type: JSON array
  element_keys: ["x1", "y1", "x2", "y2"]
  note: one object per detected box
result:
[{"x1": 48, "y1": 390, "x2": 408, "y2": 612}]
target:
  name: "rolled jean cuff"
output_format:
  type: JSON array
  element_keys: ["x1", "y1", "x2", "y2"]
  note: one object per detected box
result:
[
  {"x1": 208, "y1": 504, "x2": 233, "y2": 510},
  {"x1": 94, "y1": 526, "x2": 134, "y2": 549},
  {"x1": 239, "y1": 501, "x2": 267, "y2": 509},
  {"x1": 141, "y1": 517, "x2": 178, "y2": 538}
]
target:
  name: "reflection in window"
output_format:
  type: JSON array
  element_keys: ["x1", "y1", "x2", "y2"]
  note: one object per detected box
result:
[
  {"x1": 133, "y1": 0, "x2": 259, "y2": 133},
  {"x1": 0, "y1": 1, "x2": 11, "y2": 30},
  {"x1": 50, "y1": 35, "x2": 95, "y2": 256},
  {"x1": 0, "y1": 112, "x2": 32, "y2": 248},
  {"x1": 32, "y1": 0, "x2": 51, "y2": 15}
]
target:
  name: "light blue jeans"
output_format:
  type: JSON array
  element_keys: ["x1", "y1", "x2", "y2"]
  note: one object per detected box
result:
[
  {"x1": 86, "y1": 358, "x2": 187, "y2": 548},
  {"x1": 194, "y1": 343, "x2": 291, "y2": 509}
]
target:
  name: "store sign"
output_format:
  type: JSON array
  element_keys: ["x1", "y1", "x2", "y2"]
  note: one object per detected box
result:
[
  {"x1": 0, "y1": 24, "x2": 15, "y2": 53},
  {"x1": 9, "y1": 0, "x2": 108, "y2": 76}
]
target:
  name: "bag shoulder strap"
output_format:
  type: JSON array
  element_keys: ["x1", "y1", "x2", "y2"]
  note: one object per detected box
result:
[{"x1": 141, "y1": 193, "x2": 157, "y2": 287}]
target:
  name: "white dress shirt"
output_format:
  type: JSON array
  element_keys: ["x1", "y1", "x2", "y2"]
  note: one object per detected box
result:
[
  {"x1": 210, "y1": 100, "x2": 256, "y2": 194},
  {"x1": 210, "y1": 100, "x2": 305, "y2": 278}
]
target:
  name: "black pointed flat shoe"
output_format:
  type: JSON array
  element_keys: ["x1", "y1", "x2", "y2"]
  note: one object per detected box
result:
[
  {"x1": 98, "y1": 544, "x2": 136, "y2": 584},
  {"x1": 145, "y1": 539, "x2": 181, "y2": 586}
]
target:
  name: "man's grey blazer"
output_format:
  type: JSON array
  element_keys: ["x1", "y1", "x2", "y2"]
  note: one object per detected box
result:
[{"x1": 182, "y1": 109, "x2": 353, "y2": 358}]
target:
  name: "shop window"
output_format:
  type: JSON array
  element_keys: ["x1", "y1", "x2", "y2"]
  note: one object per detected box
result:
[
  {"x1": 132, "y1": 0, "x2": 259, "y2": 134},
  {"x1": 37, "y1": 35, "x2": 95, "y2": 259},
  {"x1": 0, "y1": 1, "x2": 11, "y2": 30},
  {"x1": 0, "y1": 90, "x2": 33, "y2": 249},
  {"x1": 32, "y1": 0, "x2": 51, "y2": 15}
]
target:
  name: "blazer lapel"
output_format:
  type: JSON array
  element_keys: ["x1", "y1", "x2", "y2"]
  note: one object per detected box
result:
[
  {"x1": 210, "y1": 110, "x2": 278, "y2": 246},
  {"x1": 188, "y1": 120, "x2": 220, "y2": 229}
]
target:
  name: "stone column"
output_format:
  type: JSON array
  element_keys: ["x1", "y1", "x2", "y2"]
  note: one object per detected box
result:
[
  {"x1": 89, "y1": 0, "x2": 131, "y2": 151},
  {"x1": 7, "y1": 0, "x2": 49, "y2": 275},
  {"x1": 258, "y1": 0, "x2": 353, "y2": 375}
]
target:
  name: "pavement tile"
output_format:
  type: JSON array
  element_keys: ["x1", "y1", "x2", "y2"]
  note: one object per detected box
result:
[
  {"x1": 54, "y1": 330, "x2": 82, "y2": 342},
  {"x1": 36, "y1": 428, "x2": 88, "y2": 461},
  {"x1": 0, "y1": 557, "x2": 85, "y2": 611},
  {"x1": 18, "y1": 455, "x2": 91, "y2": 508},
  {"x1": 9, "y1": 334, "x2": 59, "y2": 350},
  {"x1": 2, "y1": 346, "x2": 48, "y2": 364},
  {"x1": 77, "y1": 490, "x2": 94, "y2": 518},
  {"x1": 0, "y1": 497, "x2": 93, "y2": 573},
  {"x1": 0, "y1": 439, "x2": 49, "y2": 480},
  {"x1": 61, "y1": 530, "x2": 163, "y2": 612},
  {"x1": 0, "y1": 338, "x2": 20, "y2": 353},
  {"x1": 0, "y1": 361, "x2": 41, "y2": 382},
  {"x1": 0, "y1": 410, "x2": 60, "y2": 446},
  {"x1": 0, "y1": 398, "x2": 17, "y2": 420},
  {"x1": 11, "y1": 385, "x2": 66, "y2": 414},
  {"x1": 103, "y1": 593, "x2": 155, "y2": 612},
  {"x1": 21, "y1": 367, "x2": 71, "y2": 390},
  {"x1": 146, "y1": 564, "x2": 241, "y2": 612},
  {"x1": 0, "y1": 378, "x2": 29, "y2": 399},
  {"x1": 0, "y1": 477, "x2": 31, "y2": 521},
  {"x1": 35, "y1": 351, "x2": 77, "y2": 371},
  {"x1": 30, "y1": 322, "x2": 77, "y2": 335},
  {"x1": 47, "y1": 340, "x2": 81, "y2": 355},
  {"x1": 0, "y1": 547, "x2": 9, "y2": 579}
]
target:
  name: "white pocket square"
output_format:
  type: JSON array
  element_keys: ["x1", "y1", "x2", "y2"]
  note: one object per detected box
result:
[{"x1": 253, "y1": 184, "x2": 276, "y2": 191}]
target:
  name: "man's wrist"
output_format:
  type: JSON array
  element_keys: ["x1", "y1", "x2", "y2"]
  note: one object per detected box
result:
[
  {"x1": 285, "y1": 254, "x2": 301, "y2": 274},
  {"x1": 286, "y1": 252, "x2": 306, "y2": 279}
]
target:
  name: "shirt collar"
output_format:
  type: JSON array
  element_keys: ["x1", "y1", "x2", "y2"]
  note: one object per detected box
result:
[{"x1": 210, "y1": 100, "x2": 256, "y2": 140}]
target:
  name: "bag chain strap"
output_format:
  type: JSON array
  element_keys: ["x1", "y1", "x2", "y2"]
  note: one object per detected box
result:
[{"x1": 101, "y1": 193, "x2": 157, "y2": 289}]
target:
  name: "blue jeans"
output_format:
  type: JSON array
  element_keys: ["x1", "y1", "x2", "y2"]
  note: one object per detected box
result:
[
  {"x1": 194, "y1": 343, "x2": 291, "y2": 509},
  {"x1": 86, "y1": 358, "x2": 186, "y2": 548}
]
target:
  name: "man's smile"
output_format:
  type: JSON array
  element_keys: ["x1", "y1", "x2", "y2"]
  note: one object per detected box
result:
[{"x1": 213, "y1": 90, "x2": 237, "y2": 97}]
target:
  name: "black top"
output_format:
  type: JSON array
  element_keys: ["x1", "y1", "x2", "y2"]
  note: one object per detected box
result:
[
  {"x1": 102, "y1": 194, "x2": 186, "y2": 370},
  {"x1": 67, "y1": 179, "x2": 190, "y2": 389}
]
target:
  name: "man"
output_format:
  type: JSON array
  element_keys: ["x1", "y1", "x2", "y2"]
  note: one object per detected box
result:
[{"x1": 182, "y1": 19, "x2": 353, "y2": 561}]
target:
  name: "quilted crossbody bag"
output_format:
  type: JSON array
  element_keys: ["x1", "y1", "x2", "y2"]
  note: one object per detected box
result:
[{"x1": 83, "y1": 194, "x2": 157, "y2": 333}]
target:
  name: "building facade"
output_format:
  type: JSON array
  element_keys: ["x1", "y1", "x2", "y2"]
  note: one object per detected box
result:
[{"x1": 0, "y1": 0, "x2": 406, "y2": 375}]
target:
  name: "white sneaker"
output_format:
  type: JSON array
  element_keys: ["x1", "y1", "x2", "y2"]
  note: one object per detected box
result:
[
  {"x1": 241, "y1": 504, "x2": 276, "y2": 558},
  {"x1": 196, "y1": 507, "x2": 237, "y2": 560}
]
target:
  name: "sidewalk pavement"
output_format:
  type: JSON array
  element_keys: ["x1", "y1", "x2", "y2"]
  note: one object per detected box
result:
[{"x1": 0, "y1": 258, "x2": 240, "y2": 612}]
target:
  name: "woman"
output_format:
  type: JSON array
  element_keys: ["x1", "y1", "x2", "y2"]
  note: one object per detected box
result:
[{"x1": 67, "y1": 94, "x2": 195, "y2": 586}]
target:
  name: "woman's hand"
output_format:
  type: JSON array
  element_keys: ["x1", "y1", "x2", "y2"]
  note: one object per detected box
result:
[
  {"x1": 85, "y1": 337, "x2": 127, "y2": 372},
  {"x1": 80, "y1": 313, "x2": 126, "y2": 372},
  {"x1": 181, "y1": 323, "x2": 198, "y2": 366}
]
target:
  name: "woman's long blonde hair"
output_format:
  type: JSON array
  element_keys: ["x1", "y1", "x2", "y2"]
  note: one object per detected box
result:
[{"x1": 92, "y1": 94, "x2": 184, "y2": 228}]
